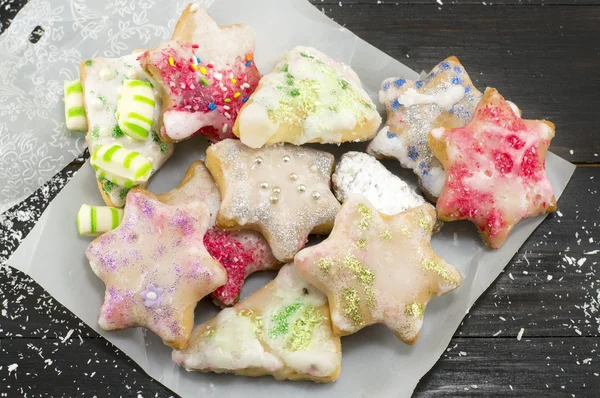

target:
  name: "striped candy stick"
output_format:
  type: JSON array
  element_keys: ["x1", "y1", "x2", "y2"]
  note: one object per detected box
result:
[
  {"x1": 90, "y1": 144, "x2": 153, "y2": 188},
  {"x1": 64, "y1": 80, "x2": 88, "y2": 132},
  {"x1": 117, "y1": 79, "x2": 156, "y2": 140},
  {"x1": 77, "y1": 204, "x2": 123, "y2": 236}
]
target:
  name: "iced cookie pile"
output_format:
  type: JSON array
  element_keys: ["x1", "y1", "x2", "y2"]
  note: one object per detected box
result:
[{"x1": 69, "y1": 2, "x2": 557, "y2": 384}]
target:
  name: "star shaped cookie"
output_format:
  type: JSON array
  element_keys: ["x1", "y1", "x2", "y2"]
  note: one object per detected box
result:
[
  {"x1": 294, "y1": 196, "x2": 462, "y2": 344},
  {"x1": 233, "y1": 46, "x2": 382, "y2": 148},
  {"x1": 367, "y1": 56, "x2": 482, "y2": 200},
  {"x1": 172, "y1": 264, "x2": 341, "y2": 382},
  {"x1": 206, "y1": 139, "x2": 341, "y2": 263},
  {"x1": 156, "y1": 161, "x2": 280, "y2": 307},
  {"x1": 86, "y1": 188, "x2": 227, "y2": 349},
  {"x1": 428, "y1": 88, "x2": 557, "y2": 249},
  {"x1": 140, "y1": 5, "x2": 261, "y2": 142}
]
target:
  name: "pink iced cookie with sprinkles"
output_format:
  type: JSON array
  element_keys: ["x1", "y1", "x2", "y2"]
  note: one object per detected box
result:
[
  {"x1": 86, "y1": 188, "x2": 227, "y2": 349},
  {"x1": 156, "y1": 161, "x2": 280, "y2": 307},
  {"x1": 428, "y1": 88, "x2": 557, "y2": 249},
  {"x1": 139, "y1": 4, "x2": 261, "y2": 142}
]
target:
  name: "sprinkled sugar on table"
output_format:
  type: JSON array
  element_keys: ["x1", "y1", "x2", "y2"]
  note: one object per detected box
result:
[{"x1": 1, "y1": 0, "x2": 599, "y2": 396}]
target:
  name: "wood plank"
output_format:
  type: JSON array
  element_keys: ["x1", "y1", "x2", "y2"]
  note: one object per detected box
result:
[
  {"x1": 2, "y1": 166, "x2": 598, "y2": 339},
  {"x1": 312, "y1": 0, "x2": 599, "y2": 5},
  {"x1": 0, "y1": 337, "x2": 597, "y2": 396}
]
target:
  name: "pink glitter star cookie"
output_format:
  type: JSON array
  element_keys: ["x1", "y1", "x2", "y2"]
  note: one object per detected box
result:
[
  {"x1": 156, "y1": 161, "x2": 279, "y2": 307},
  {"x1": 428, "y1": 88, "x2": 557, "y2": 249},
  {"x1": 86, "y1": 188, "x2": 227, "y2": 349},
  {"x1": 295, "y1": 196, "x2": 462, "y2": 344},
  {"x1": 140, "y1": 5, "x2": 261, "y2": 142}
]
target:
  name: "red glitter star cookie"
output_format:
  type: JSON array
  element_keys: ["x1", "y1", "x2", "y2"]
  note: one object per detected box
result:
[
  {"x1": 140, "y1": 4, "x2": 261, "y2": 142},
  {"x1": 427, "y1": 88, "x2": 557, "y2": 249},
  {"x1": 86, "y1": 188, "x2": 227, "y2": 349},
  {"x1": 206, "y1": 139, "x2": 341, "y2": 263},
  {"x1": 295, "y1": 196, "x2": 462, "y2": 344},
  {"x1": 156, "y1": 161, "x2": 279, "y2": 307},
  {"x1": 172, "y1": 264, "x2": 341, "y2": 382}
]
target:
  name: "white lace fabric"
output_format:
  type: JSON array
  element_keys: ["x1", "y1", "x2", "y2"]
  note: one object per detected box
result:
[{"x1": 0, "y1": 0, "x2": 192, "y2": 214}]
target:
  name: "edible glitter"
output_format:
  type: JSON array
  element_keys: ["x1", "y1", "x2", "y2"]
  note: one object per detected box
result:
[
  {"x1": 342, "y1": 288, "x2": 363, "y2": 326},
  {"x1": 421, "y1": 259, "x2": 457, "y2": 283},
  {"x1": 380, "y1": 230, "x2": 393, "y2": 241},
  {"x1": 355, "y1": 238, "x2": 367, "y2": 249},
  {"x1": 344, "y1": 253, "x2": 375, "y2": 307},
  {"x1": 356, "y1": 202, "x2": 373, "y2": 230},
  {"x1": 318, "y1": 257, "x2": 333, "y2": 275},
  {"x1": 404, "y1": 302, "x2": 425, "y2": 319},
  {"x1": 287, "y1": 305, "x2": 324, "y2": 351},
  {"x1": 268, "y1": 302, "x2": 303, "y2": 337}
]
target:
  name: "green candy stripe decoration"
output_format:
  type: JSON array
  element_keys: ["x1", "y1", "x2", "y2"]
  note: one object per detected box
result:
[
  {"x1": 91, "y1": 144, "x2": 153, "y2": 188},
  {"x1": 77, "y1": 204, "x2": 123, "y2": 236},
  {"x1": 63, "y1": 79, "x2": 88, "y2": 132},
  {"x1": 117, "y1": 79, "x2": 155, "y2": 140}
]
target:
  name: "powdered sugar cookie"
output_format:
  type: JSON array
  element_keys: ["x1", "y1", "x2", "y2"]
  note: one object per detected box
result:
[
  {"x1": 428, "y1": 88, "x2": 557, "y2": 249},
  {"x1": 206, "y1": 139, "x2": 341, "y2": 263},
  {"x1": 80, "y1": 53, "x2": 174, "y2": 207},
  {"x1": 233, "y1": 46, "x2": 381, "y2": 148},
  {"x1": 295, "y1": 196, "x2": 462, "y2": 344},
  {"x1": 156, "y1": 161, "x2": 279, "y2": 307},
  {"x1": 367, "y1": 57, "x2": 482, "y2": 201},
  {"x1": 86, "y1": 188, "x2": 227, "y2": 349},
  {"x1": 172, "y1": 263, "x2": 341, "y2": 382},
  {"x1": 332, "y1": 151, "x2": 425, "y2": 215},
  {"x1": 140, "y1": 5, "x2": 261, "y2": 142}
]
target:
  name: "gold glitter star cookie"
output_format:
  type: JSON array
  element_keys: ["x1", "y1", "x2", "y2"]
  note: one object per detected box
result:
[
  {"x1": 86, "y1": 188, "x2": 227, "y2": 349},
  {"x1": 172, "y1": 264, "x2": 341, "y2": 382},
  {"x1": 367, "y1": 56, "x2": 482, "y2": 200},
  {"x1": 295, "y1": 195, "x2": 462, "y2": 344},
  {"x1": 139, "y1": 5, "x2": 261, "y2": 142},
  {"x1": 428, "y1": 88, "x2": 557, "y2": 249},
  {"x1": 206, "y1": 139, "x2": 341, "y2": 263},
  {"x1": 233, "y1": 46, "x2": 381, "y2": 148},
  {"x1": 156, "y1": 161, "x2": 280, "y2": 307}
]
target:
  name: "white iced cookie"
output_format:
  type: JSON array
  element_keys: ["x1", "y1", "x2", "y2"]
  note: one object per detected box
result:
[
  {"x1": 77, "y1": 204, "x2": 123, "y2": 236},
  {"x1": 117, "y1": 79, "x2": 156, "y2": 140},
  {"x1": 80, "y1": 54, "x2": 174, "y2": 207},
  {"x1": 233, "y1": 46, "x2": 382, "y2": 148},
  {"x1": 172, "y1": 263, "x2": 342, "y2": 382},
  {"x1": 90, "y1": 144, "x2": 153, "y2": 188},
  {"x1": 332, "y1": 152, "x2": 426, "y2": 215},
  {"x1": 63, "y1": 79, "x2": 87, "y2": 132}
]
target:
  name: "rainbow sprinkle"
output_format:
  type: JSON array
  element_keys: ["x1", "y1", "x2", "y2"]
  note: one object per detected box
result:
[
  {"x1": 207, "y1": 102, "x2": 217, "y2": 111},
  {"x1": 199, "y1": 66, "x2": 207, "y2": 75},
  {"x1": 168, "y1": 57, "x2": 174, "y2": 67},
  {"x1": 200, "y1": 77, "x2": 210, "y2": 86},
  {"x1": 234, "y1": 92, "x2": 241, "y2": 98},
  {"x1": 224, "y1": 98, "x2": 231, "y2": 103},
  {"x1": 242, "y1": 97, "x2": 249, "y2": 102},
  {"x1": 231, "y1": 78, "x2": 237, "y2": 84}
]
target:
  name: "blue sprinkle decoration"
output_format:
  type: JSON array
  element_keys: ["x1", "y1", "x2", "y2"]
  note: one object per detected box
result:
[
  {"x1": 242, "y1": 97, "x2": 249, "y2": 103},
  {"x1": 408, "y1": 146, "x2": 419, "y2": 161},
  {"x1": 448, "y1": 107, "x2": 455, "y2": 115},
  {"x1": 383, "y1": 81, "x2": 391, "y2": 91},
  {"x1": 394, "y1": 79, "x2": 406, "y2": 88},
  {"x1": 464, "y1": 86, "x2": 471, "y2": 94},
  {"x1": 440, "y1": 61, "x2": 450, "y2": 70},
  {"x1": 451, "y1": 77, "x2": 463, "y2": 85},
  {"x1": 245, "y1": 61, "x2": 252, "y2": 67},
  {"x1": 196, "y1": 57, "x2": 201, "y2": 63},
  {"x1": 207, "y1": 102, "x2": 217, "y2": 111},
  {"x1": 387, "y1": 130, "x2": 397, "y2": 139},
  {"x1": 391, "y1": 99, "x2": 402, "y2": 111},
  {"x1": 419, "y1": 161, "x2": 431, "y2": 175},
  {"x1": 415, "y1": 81, "x2": 424, "y2": 89},
  {"x1": 454, "y1": 66, "x2": 462, "y2": 74}
]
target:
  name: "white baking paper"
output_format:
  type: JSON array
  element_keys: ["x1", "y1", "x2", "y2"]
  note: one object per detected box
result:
[{"x1": 7, "y1": 0, "x2": 576, "y2": 397}]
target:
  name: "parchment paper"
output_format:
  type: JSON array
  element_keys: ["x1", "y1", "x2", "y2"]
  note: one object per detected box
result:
[{"x1": 7, "y1": 0, "x2": 576, "y2": 396}]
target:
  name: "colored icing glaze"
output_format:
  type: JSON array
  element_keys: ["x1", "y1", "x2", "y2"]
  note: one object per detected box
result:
[
  {"x1": 77, "y1": 204, "x2": 123, "y2": 236},
  {"x1": 63, "y1": 79, "x2": 87, "y2": 132},
  {"x1": 205, "y1": 139, "x2": 341, "y2": 263},
  {"x1": 234, "y1": 46, "x2": 382, "y2": 148},
  {"x1": 332, "y1": 151, "x2": 426, "y2": 215},
  {"x1": 85, "y1": 189, "x2": 227, "y2": 349},
  {"x1": 295, "y1": 196, "x2": 462, "y2": 343},
  {"x1": 139, "y1": 6, "x2": 261, "y2": 142},
  {"x1": 81, "y1": 53, "x2": 174, "y2": 207},
  {"x1": 428, "y1": 88, "x2": 557, "y2": 249},
  {"x1": 155, "y1": 161, "x2": 279, "y2": 307},
  {"x1": 367, "y1": 56, "x2": 482, "y2": 200},
  {"x1": 172, "y1": 264, "x2": 342, "y2": 382},
  {"x1": 117, "y1": 79, "x2": 156, "y2": 140}
]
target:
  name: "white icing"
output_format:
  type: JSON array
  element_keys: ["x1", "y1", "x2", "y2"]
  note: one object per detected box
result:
[
  {"x1": 430, "y1": 127, "x2": 445, "y2": 139},
  {"x1": 506, "y1": 100, "x2": 520, "y2": 117},
  {"x1": 163, "y1": 108, "x2": 228, "y2": 141},
  {"x1": 398, "y1": 85, "x2": 465, "y2": 110},
  {"x1": 99, "y1": 68, "x2": 113, "y2": 81},
  {"x1": 303, "y1": 109, "x2": 355, "y2": 142},
  {"x1": 288, "y1": 57, "x2": 321, "y2": 81},
  {"x1": 332, "y1": 152, "x2": 425, "y2": 215},
  {"x1": 253, "y1": 86, "x2": 280, "y2": 110},
  {"x1": 235, "y1": 102, "x2": 278, "y2": 148}
]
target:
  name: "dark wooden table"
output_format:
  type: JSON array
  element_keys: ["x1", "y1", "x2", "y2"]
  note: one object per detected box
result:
[{"x1": 1, "y1": 0, "x2": 599, "y2": 396}]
